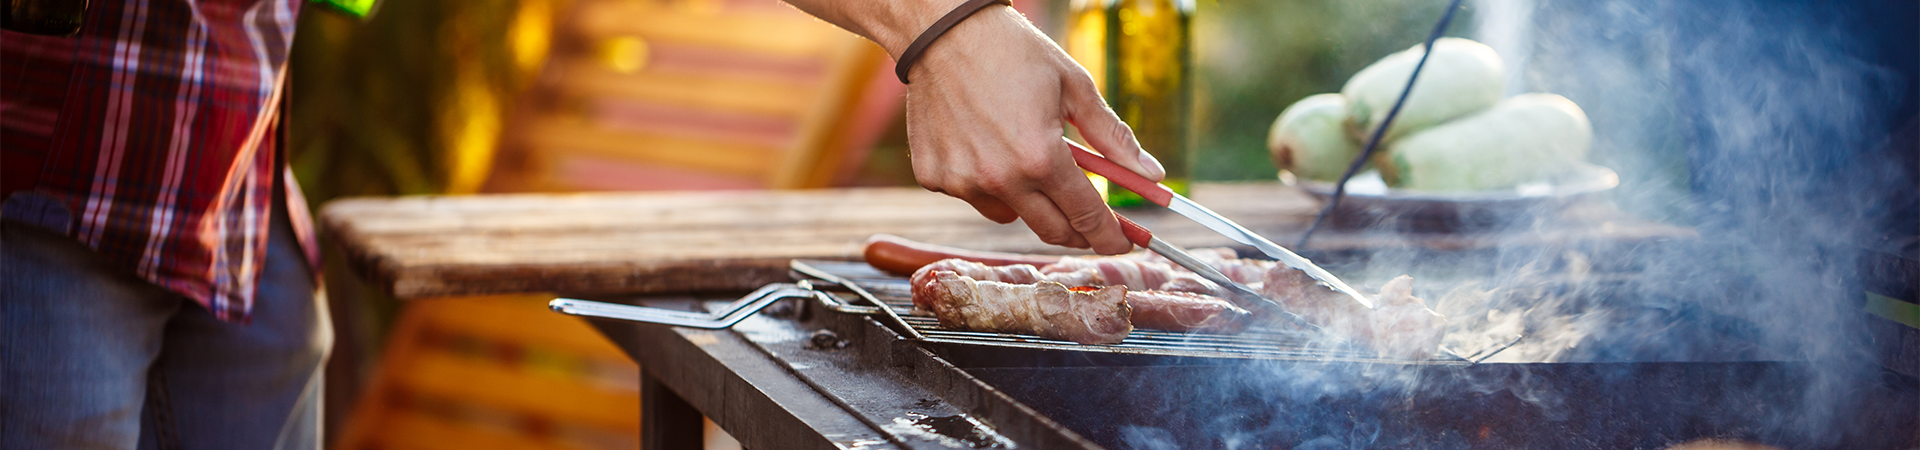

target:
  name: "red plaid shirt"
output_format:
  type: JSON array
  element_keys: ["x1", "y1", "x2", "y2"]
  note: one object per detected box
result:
[{"x1": 1, "y1": 0, "x2": 317, "y2": 322}]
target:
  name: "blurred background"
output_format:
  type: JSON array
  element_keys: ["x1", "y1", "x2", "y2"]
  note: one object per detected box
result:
[
  {"x1": 291, "y1": 1, "x2": 1478, "y2": 447},
  {"x1": 286, "y1": 0, "x2": 1500, "y2": 203}
]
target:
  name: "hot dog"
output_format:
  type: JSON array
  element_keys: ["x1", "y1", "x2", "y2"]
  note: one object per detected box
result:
[{"x1": 864, "y1": 234, "x2": 1060, "y2": 275}]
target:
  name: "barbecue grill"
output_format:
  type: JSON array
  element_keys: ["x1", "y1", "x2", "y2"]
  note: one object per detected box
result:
[{"x1": 571, "y1": 257, "x2": 1920, "y2": 450}]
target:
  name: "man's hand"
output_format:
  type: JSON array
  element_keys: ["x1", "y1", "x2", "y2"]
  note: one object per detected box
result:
[
  {"x1": 902, "y1": 7, "x2": 1163, "y2": 254},
  {"x1": 782, "y1": 0, "x2": 1164, "y2": 254}
]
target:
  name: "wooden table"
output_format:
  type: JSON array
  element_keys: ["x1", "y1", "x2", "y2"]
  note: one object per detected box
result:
[{"x1": 321, "y1": 182, "x2": 1692, "y2": 300}]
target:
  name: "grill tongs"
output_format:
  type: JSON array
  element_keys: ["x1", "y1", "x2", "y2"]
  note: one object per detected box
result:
[
  {"x1": 1107, "y1": 214, "x2": 1323, "y2": 332},
  {"x1": 1066, "y1": 137, "x2": 1377, "y2": 312}
]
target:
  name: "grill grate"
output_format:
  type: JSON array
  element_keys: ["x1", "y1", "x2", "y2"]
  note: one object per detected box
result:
[{"x1": 793, "y1": 260, "x2": 1476, "y2": 365}]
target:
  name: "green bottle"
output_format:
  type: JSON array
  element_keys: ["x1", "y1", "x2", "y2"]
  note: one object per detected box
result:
[
  {"x1": 311, "y1": 0, "x2": 379, "y2": 19},
  {"x1": 1102, "y1": 0, "x2": 1192, "y2": 207}
]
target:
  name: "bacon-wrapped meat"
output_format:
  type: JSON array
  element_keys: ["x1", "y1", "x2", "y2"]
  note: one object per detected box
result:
[
  {"x1": 1040, "y1": 255, "x2": 1222, "y2": 296},
  {"x1": 1041, "y1": 255, "x2": 1171, "y2": 291},
  {"x1": 1180, "y1": 249, "x2": 1274, "y2": 286},
  {"x1": 1155, "y1": 275, "x2": 1222, "y2": 296},
  {"x1": 866, "y1": 234, "x2": 1264, "y2": 289},
  {"x1": 871, "y1": 237, "x2": 1447, "y2": 356},
  {"x1": 1125, "y1": 290, "x2": 1253, "y2": 334},
  {"x1": 1263, "y1": 269, "x2": 1446, "y2": 359},
  {"x1": 910, "y1": 259, "x2": 1101, "y2": 310},
  {"x1": 921, "y1": 271, "x2": 1133, "y2": 344},
  {"x1": 912, "y1": 258, "x2": 1253, "y2": 335}
]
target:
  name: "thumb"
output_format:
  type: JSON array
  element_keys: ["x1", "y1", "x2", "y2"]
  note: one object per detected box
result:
[{"x1": 1061, "y1": 74, "x2": 1166, "y2": 182}]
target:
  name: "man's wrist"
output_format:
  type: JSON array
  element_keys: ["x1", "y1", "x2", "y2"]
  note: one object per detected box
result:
[{"x1": 867, "y1": 0, "x2": 974, "y2": 60}]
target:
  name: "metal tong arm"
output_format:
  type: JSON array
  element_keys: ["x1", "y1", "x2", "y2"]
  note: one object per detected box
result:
[
  {"x1": 549, "y1": 284, "x2": 822, "y2": 329},
  {"x1": 1110, "y1": 214, "x2": 1323, "y2": 332},
  {"x1": 1066, "y1": 137, "x2": 1377, "y2": 310}
]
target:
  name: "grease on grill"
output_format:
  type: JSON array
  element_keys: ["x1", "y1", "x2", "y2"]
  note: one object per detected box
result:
[
  {"x1": 881, "y1": 412, "x2": 1015, "y2": 449},
  {"x1": 807, "y1": 329, "x2": 849, "y2": 350}
]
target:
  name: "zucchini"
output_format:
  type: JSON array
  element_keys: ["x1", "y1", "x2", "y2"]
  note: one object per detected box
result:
[
  {"x1": 1382, "y1": 93, "x2": 1593, "y2": 191},
  {"x1": 1341, "y1": 37, "x2": 1505, "y2": 145},
  {"x1": 1269, "y1": 93, "x2": 1363, "y2": 181}
]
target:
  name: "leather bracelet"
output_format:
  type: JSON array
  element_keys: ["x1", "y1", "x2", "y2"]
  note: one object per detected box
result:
[{"x1": 895, "y1": 0, "x2": 1012, "y2": 84}]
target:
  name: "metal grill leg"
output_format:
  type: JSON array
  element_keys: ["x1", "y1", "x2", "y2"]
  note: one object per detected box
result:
[{"x1": 641, "y1": 370, "x2": 703, "y2": 450}]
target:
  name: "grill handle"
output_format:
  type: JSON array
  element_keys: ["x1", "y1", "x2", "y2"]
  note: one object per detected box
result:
[
  {"x1": 789, "y1": 260, "x2": 927, "y2": 340},
  {"x1": 549, "y1": 284, "x2": 824, "y2": 329}
]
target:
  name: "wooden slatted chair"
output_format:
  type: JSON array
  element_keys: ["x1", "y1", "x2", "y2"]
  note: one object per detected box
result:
[
  {"x1": 329, "y1": 292, "x2": 747, "y2": 449},
  {"x1": 331, "y1": 1, "x2": 897, "y2": 448},
  {"x1": 331, "y1": 294, "x2": 644, "y2": 449},
  {"x1": 489, "y1": 0, "x2": 904, "y2": 192}
]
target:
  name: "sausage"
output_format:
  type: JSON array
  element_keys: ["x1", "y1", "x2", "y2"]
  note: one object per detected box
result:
[{"x1": 864, "y1": 234, "x2": 1060, "y2": 275}]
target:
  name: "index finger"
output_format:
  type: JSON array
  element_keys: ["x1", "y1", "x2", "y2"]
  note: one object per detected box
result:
[{"x1": 1038, "y1": 146, "x2": 1131, "y2": 255}]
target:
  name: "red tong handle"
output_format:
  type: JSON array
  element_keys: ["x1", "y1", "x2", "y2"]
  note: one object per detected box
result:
[
  {"x1": 1061, "y1": 137, "x2": 1161, "y2": 250},
  {"x1": 1112, "y1": 213, "x2": 1155, "y2": 249},
  {"x1": 1064, "y1": 137, "x2": 1175, "y2": 207}
]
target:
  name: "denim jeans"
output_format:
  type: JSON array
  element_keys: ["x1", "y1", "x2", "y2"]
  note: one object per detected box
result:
[{"x1": 1, "y1": 205, "x2": 332, "y2": 449}]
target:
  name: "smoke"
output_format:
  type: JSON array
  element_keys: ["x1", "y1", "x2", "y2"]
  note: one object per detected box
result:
[
  {"x1": 1437, "y1": 0, "x2": 1913, "y2": 352},
  {"x1": 1480, "y1": 0, "x2": 1909, "y2": 442},
  {"x1": 1209, "y1": 0, "x2": 1915, "y2": 447}
]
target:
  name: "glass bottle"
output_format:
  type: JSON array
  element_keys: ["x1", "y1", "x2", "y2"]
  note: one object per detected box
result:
[
  {"x1": 1102, "y1": 0, "x2": 1192, "y2": 207},
  {"x1": 311, "y1": 0, "x2": 379, "y2": 19},
  {"x1": 1065, "y1": 0, "x2": 1114, "y2": 201},
  {"x1": 1066, "y1": 0, "x2": 1109, "y2": 94}
]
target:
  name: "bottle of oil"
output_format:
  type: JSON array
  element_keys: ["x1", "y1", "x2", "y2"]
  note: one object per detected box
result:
[
  {"x1": 1065, "y1": 0, "x2": 1114, "y2": 201},
  {"x1": 1066, "y1": 0, "x2": 1109, "y2": 93},
  {"x1": 1101, "y1": 0, "x2": 1192, "y2": 207}
]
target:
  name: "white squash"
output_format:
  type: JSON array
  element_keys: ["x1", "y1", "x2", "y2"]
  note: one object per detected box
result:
[
  {"x1": 1341, "y1": 37, "x2": 1505, "y2": 145},
  {"x1": 1379, "y1": 93, "x2": 1593, "y2": 191},
  {"x1": 1269, "y1": 93, "x2": 1363, "y2": 181}
]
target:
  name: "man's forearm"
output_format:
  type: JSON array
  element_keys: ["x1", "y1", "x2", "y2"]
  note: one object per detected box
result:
[{"x1": 782, "y1": 0, "x2": 971, "y2": 59}]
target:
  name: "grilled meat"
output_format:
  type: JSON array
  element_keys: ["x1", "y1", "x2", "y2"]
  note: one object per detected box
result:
[
  {"x1": 1263, "y1": 270, "x2": 1445, "y2": 359},
  {"x1": 873, "y1": 237, "x2": 1447, "y2": 357},
  {"x1": 910, "y1": 259, "x2": 1102, "y2": 309},
  {"x1": 1125, "y1": 290, "x2": 1254, "y2": 334},
  {"x1": 1041, "y1": 255, "x2": 1234, "y2": 296},
  {"x1": 913, "y1": 258, "x2": 1253, "y2": 335},
  {"x1": 920, "y1": 271, "x2": 1133, "y2": 345}
]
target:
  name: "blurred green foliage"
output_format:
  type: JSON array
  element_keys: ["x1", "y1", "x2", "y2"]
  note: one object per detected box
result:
[
  {"x1": 1190, "y1": 0, "x2": 1472, "y2": 181},
  {"x1": 288, "y1": 0, "x2": 550, "y2": 205}
]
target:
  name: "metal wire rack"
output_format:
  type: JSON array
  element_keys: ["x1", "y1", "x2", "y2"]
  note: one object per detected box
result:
[{"x1": 790, "y1": 260, "x2": 1514, "y2": 365}]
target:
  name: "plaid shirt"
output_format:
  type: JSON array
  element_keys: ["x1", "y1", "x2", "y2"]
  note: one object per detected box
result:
[{"x1": 1, "y1": 0, "x2": 317, "y2": 322}]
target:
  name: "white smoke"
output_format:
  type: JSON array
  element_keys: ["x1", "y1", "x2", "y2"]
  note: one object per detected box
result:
[{"x1": 1222, "y1": 0, "x2": 1913, "y2": 447}]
